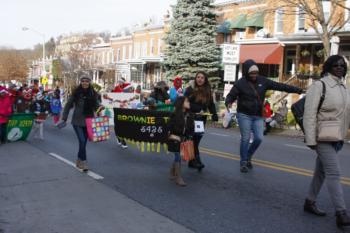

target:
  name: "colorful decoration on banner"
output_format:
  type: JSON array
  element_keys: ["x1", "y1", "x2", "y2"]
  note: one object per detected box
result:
[
  {"x1": 102, "y1": 93, "x2": 140, "y2": 108},
  {"x1": 6, "y1": 113, "x2": 35, "y2": 142},
  {"x1": 114, "y1": 108, "x2": 172, "y2": 153}
]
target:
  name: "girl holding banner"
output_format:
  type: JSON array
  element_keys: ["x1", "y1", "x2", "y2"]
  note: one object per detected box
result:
[{"x1": 185, "y1": 72, "x2": 218, "y2": 171}]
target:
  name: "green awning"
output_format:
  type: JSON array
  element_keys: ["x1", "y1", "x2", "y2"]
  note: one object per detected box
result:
[
  {"x1": 230, "y1": 14, "x2": 247, "y2": 29},
  {"x1": 244, "y1": 13, "x2": 264, "y2": 28},
  {"x1": 217, "y1": 20, "x2": 232, "y2": 34}
]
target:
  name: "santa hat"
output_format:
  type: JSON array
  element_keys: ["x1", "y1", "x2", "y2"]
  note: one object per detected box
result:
[{"x1": 173, "y1": 76, "x2": 182, "y2": 90}]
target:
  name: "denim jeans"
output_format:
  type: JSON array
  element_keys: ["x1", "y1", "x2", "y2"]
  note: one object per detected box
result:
[
  {"x1": 73, "y1": 125, "x2": 88, "y2": 161},
  {"x1": 174, "y1": 152, "x2": 181, "y2": 162},
  {"x1": 237, "y1": 112, "x2": 264, "y2": 165}
]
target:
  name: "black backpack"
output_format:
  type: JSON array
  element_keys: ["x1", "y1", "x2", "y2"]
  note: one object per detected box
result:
[{"x1": 291, "y1": 80, "x2": 326, "y2": 133}]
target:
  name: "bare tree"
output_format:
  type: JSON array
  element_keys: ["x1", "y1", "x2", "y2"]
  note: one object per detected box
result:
[{"x1": 268, "y1": 0, "x2": 350, "y2": 57}]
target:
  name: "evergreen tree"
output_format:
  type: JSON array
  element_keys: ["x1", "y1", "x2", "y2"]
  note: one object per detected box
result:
[{"x1": 163, "y1": 0, "x2": 221, "y2": 84}]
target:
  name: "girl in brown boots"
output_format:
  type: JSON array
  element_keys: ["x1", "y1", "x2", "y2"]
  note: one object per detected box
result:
[{"x1": 167, "y1": 96, "x2": 194, "y2": 186}]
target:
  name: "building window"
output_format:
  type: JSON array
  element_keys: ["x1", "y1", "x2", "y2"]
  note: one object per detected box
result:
[
  {"x1": 346, "y1": 0, "x2": 350, "y2": 27},
  {"x1": 295, "y1": 7, "x2": 306, "y2": 32},
  {"x1": 150, "y1": 38, "x2": 154, "y2": 56},
  {"x1": 117, "y1": 49, "x2": 120, "y2": 62},
  {"x1": 235, "y1": 30, "x2": 245, "y2": 40},
  {"x1": 275, "y1": 8, "x2": 284, "y2": 34},
  {"x1": 322, "y1": 1, "x2": 331, "y2": 23},
  {"x1": 134, "y1": 43, "x2": 140, "y2": 58},
  {"x1": 158, "y1": 38, "x2": 162, "y2": 55},
  {"x1": 122, "y1": 46, "x2": 126, "y2": 60},
  {"x1": 142, "y1": 41, "x2": 147, "y2": 57},
  {"x1": 224, "y1": 34, "x2": 231, "y2": 43},
  {"x1": 129, "y1": 45, "x2": 132, "y2": 59}
]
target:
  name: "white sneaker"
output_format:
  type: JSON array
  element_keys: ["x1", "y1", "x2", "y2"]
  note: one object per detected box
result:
[
  {"x1": 116, "y1": 138, "x2": 122, "y2": 145},
  {"x1": 121, "y1": 144, "x2": 128, "y2": 149}
]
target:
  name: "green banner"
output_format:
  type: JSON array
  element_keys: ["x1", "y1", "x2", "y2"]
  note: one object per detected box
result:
[{"x1": 6, "y1": 113, "x2": 35, "y2": 142}]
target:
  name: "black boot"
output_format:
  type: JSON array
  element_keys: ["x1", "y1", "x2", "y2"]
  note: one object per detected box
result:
[
  {"x1": 336, "y1": 210, "x2": 350, "y2": 228},
  {"x1": 188, "y1": 159, "x2": 201, "y2": 169},
  {"x1": 303, "y1": 199, "x2": 326, "y2": 216},
  {"x1": 240, "y1": 161, "x2": 249, "y2": 173},
  {"x1": 195, "y1": 154, "x2": 205, "y2": 171}
]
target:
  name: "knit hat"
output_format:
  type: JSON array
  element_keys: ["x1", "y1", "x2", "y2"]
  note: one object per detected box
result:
[
  {"x1": 248, "y1": 65, "x2": 259, "y2": 74},
  {"x1": 80, "y1": 75, "x2": 91, "y2": 82}
]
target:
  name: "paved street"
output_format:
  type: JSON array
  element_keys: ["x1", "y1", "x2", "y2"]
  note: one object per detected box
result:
[{"x1": 2, "y1": 122, "x2": 350, "y2": 233}]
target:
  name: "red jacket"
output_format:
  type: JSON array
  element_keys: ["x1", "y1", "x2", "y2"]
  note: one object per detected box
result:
[
  {"x1": 0, "y1": 94, "x2": 13, "y2": 123},
  {"x1": 112, "y1": 83, "x2": 131, "y2": 93}
]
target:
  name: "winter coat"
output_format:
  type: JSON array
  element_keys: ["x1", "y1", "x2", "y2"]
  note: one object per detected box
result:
[
  {"x1": 184, "y1": 81, "x2": 217, "y2": 123},
  {"x1": 0, "y1": 94, "x2": 13, "y2": 124},
  {"x1": 167, "y1": 112, "x2": 195, "y2": 152},
  {"x1": 50, "y1": 97, "x2": 62, "y2": 115},
  {"x1": 112, "y1": 83, "x2": 131, "y2": 93},
  {"x1": 62, "y1": 87, "x2": 100, "y2": 127},
  {"x1": 225, "y1": 60, "x2": 303, "y2": 117},
  {"x1": 303, "y1": 74, "x2": 350, "y2": 146}
]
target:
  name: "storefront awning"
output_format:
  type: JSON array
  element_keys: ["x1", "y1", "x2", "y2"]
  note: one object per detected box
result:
[
  {"x1": 230, "y1": 14, "x2": 247, "y2": 29},
  {"x1": 217, "y1": 20, "x2": 232, "y2": 34},
  {"x1": 239, "y1": 43, "x2": 283, "y2": 64},
  {"x1": 244, "y1": 13, "x2": 264, "y2": 28}
]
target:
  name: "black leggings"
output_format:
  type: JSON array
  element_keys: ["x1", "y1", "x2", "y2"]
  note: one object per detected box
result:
[{"x1": 193, "y1": 134, "x2": 203, "y2": 161}]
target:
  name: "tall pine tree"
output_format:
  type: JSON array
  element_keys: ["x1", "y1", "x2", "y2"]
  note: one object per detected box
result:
[{"x1": 163, "y1": 0, "x2": 221, "y2": 84}]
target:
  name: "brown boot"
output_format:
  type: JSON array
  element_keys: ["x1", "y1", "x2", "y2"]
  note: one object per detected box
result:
[
  {"x1": 80, "y1": 160, "x2": 89, "y2": 172},
  {"x1": 174, "y1": 162, "x2": 186, "y2": 187},
  {"x1": 169, "y1": 162, "x2": 176, "y2": 180},
  {"x1": 76, "y1": 159, "x2": 81, "y2": 168}
]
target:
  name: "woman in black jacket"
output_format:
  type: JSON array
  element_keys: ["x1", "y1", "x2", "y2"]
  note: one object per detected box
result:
[
  {"x1": 62, "y1": 76, "x2": 100, "y2": 171},
  {"x1": 225, "y1": 59, "x2": 303, "y2": 173},
  {"x1": 185, "y1": 71, "x2": 218, "y2": 171},
  {"x1": 167, "y1": 96, "x2": 194, "y2": 186}
]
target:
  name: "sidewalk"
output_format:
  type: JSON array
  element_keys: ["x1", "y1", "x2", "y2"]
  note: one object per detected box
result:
[{"x1": 0, "y1": 142, "x2": 193, "y2": 233}]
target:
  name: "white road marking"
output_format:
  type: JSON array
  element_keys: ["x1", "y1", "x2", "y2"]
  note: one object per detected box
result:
[
  {"x1": 49, "y1": 153, "x2": 104, "y2": 180},
  {"x1": 209, "y1": 132, "x2": 230, "y2": 137},
  {"x1": 284, "y1": 144, "x2": 309, "y2": 150}
]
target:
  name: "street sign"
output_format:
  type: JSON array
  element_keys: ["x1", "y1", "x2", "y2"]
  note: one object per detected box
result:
[
  {"x1": 224, "y1": 83, "x2": 233, "y2": 98},
  {"x1": 222, "y1": 44, "x2": 240, "y2": 64},
  {"x1": 224, "y1": 64, "x2": 236, "y2": 82}
]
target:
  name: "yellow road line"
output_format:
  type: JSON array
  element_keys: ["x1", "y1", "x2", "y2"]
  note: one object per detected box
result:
[{"x1": 200, "y1": 147, "x2": 350, "y2": 186}]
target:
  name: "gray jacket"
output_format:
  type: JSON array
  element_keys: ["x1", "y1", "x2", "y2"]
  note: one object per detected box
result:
[
  {"x1": 303, "y1": 74, "x2": 350, "y2": 145},
  {"x1": 62, "y1": 94, "x2": 99, "y2": 127}
]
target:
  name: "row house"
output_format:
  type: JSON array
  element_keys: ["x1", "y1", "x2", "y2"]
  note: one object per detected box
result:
[
  {"x1": 111, "y1": 24, "x2": 165, "y2": 90},
  {"x1": 215, "y1": 0, "x2": 350, "y2": 103},
  {"x1": 90, "y1": 42, "x2": 114, "y2": 89}
]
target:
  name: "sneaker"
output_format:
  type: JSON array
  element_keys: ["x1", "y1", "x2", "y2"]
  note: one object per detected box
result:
[
  {"x1": 121, "y1": 144, "x2": 128, "y2": 149},
  {"x1": 240, "y1": 162, "x2": 249, "y2": 173},
  {"x1": 116, "y1": 138, "x2": 122, "y2": 145}
]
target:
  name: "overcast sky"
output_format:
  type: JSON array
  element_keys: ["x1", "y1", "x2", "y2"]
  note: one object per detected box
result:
[{"x1": 1, "y1": 0, "x2": 229, "y2": 49}]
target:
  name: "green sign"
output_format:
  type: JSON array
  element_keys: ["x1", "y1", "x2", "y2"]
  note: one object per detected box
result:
[{"x1": 6, "y1": 113, "x2": 35, "y2": 142}]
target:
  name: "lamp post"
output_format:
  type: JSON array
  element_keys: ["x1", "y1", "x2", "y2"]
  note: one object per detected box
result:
[{"x1": 22, "y1": 27, "x2": 46, "y2": 84}]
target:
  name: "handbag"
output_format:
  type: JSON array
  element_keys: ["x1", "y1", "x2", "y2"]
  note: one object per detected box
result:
[
  {"x1": 85, "y1": 115, "x2": 110, "y2": 142},
  {"x1": 180, "y1": 140, "x2": 195, "y2": 161},
  {"x1": 291, "y1": 80, "x2": 325, "y2": 133},
  {"x1": 317, "y1": 120, "x2": 343, "y2": 141}
]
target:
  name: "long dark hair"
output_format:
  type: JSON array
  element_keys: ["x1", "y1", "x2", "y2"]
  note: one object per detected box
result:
[
  {"x1": 173, "y1": 96, "x2": 188, "y2": 128},
  {"x1": 321, "y1": 55, "x2": 347, "y2": 77},
  {"x1": 193, "y1": 71, "x2": 212, "y2": 105},
  {"x1": 72, "y1": 83, "x2": 98, "y2": 117}
]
